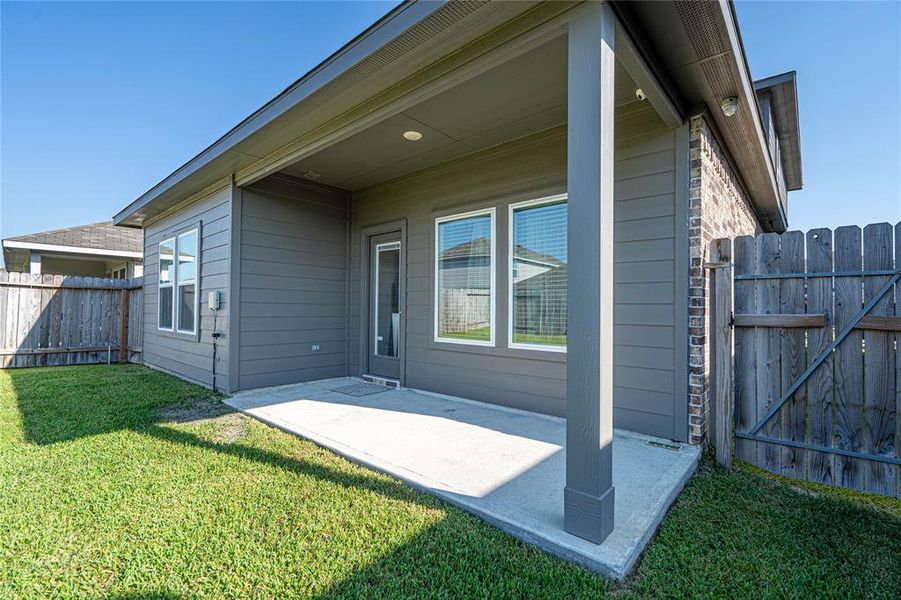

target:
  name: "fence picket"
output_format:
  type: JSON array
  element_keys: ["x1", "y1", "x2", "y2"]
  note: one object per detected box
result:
[
  {"x1": 863, "y1": 223, "x2": 895, "y2": 495},
  {"x1": 895, "y1": 223, "x2": 901, "y2": 498},
  {"x1": 755, "y1": 233, "x2": 782, "y2": 473},
  {"x1": 833, "y1": 226, "x2": 865, "y2": 490},
  {"x1": 806, "y1": 228, "x2": 834, "y2": 485},
  {"x1": 48, "y1": 275, "x2": 64, "y2": 367},
  {"x1": 734, "y1": 235, "x2": 756, "y2": 463},
  {"x1": 779, "y1": 231, "x2": 806, "y2": 479},
  {"x1": 39, "y1": 275, "x2": 53, "y2": 367},
  {"x1": 14, "y1": 273, "x2": 30, "y2": 367}
]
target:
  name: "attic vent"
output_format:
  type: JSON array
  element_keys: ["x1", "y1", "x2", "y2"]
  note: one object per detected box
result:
[{"x1": 674, "y1": 0, "x2": 730, "y2": 60}]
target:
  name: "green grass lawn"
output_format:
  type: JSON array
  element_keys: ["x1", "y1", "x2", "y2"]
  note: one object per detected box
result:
[
  {"x1": 441, "y1": 327, "x2": 566, "y2": 346},
  {"x1": 439, "y1": 326, "x2": 491, "y2": 341},
  {"x1": 2, "y1": 365, "x2": 900, "y2": 598}
]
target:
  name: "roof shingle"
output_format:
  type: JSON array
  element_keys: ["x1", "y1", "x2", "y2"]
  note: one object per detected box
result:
[{"x1": 5, "y1": 221, "x2": 142, "y2": 253}]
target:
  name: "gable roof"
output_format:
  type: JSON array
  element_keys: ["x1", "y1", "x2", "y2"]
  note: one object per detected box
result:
[
  {"x1": 754, "y1": 71, "x2": 802, "y2": 191},
  {"x1": 3, "y1": 221, "x2": 142, "y2": 254}
]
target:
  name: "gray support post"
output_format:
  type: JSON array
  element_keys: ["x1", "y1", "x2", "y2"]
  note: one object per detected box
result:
[{"x1": 564, "y1": 1, "x2": 616, "y2": 545}]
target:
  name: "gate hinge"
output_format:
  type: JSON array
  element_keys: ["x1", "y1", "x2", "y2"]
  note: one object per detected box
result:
[{"x1": 729, "y1": 312, "x2": 735, "y2": 329}]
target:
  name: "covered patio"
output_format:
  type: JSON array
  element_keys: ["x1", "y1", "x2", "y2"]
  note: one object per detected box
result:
[
  {"x1": 234, "y1": 2, "x2": 687, "y2": 550},
  {"x1": 119, "y1": 0, "x2": 694, "y2": 559},
  {"x1": 226, "y1": 378, "x2": 700, "y2": 579}
]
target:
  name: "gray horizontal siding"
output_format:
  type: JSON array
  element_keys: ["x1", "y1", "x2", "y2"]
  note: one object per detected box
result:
[
  {"x1": 142, "y1": 184, "x2": 231, "y2": 388},
  {"x1": 236, "y1": 176, "x2": 350, "y2": 389},
  {"x1": 348, "y1": 104, "x2": 682, "y2": 438}
]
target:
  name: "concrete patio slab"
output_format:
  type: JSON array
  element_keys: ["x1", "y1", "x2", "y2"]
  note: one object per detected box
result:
[{"x1": 225, "y1": 378, "x2": 700, "y2": 579}]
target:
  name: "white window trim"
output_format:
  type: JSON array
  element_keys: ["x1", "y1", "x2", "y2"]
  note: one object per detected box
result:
[
  {"x1": 175, "y1": 229, "x2": 200, "y2": 335},
  {"x1": 157, "y1": 237, "x2": 175, "y2": 332},
  {"x1": 433, "y1": 207, "x2": 496, "y2": 347},
  {"x1": 508, "y1": 194, "x2": 568, "y2": 353}
]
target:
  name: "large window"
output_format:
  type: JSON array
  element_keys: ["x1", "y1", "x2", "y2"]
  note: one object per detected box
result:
[
  {"x1": 509, "y1": 196, "x2": 567, "y2": 351},
  {"x1": 157, "y1": 228, "x2": 199, "y2": 335},
  {"x1": 434, "y1": 209, "x2": 495, "y2": 345},
  {"x1": 158, "y1": 238, "x2": 175, "y2": 330},
  {"x1": 176, "y1": 230, "x2": 198, "y2": 334}
]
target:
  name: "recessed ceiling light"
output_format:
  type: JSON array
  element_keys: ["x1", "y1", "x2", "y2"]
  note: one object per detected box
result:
[
  {"x1": 403, "y1": 130, "x2": 423, "y2": 141},
  {"x1": 635, "y1": 88, "x2": 647, "y2": 101},
  {"x1": 302, "y1": 170, "x2": 322, "y2": 180}
]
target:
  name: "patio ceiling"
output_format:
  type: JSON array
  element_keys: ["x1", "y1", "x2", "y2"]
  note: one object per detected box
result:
[{"x1": 276, "y1": 36, "x2": 639, "y2": 191}]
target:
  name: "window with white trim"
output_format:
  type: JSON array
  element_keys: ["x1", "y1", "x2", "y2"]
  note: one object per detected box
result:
[
  {"x1": 435, "y1": 209, "x2": 495, "y2": 345},
  {"x1": 176, "y1": 229, "x2": 198, "y2": 334},
  {"x1": 158, "y1": 238, "x2": 175, "y2": 330},
  {"x1": 509, "y1": 196, "x2": 567, "y2": 351}
]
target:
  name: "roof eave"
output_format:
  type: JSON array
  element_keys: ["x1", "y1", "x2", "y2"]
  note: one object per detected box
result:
[
  {"x1": 113, "y1": 0, "x2": 446, "y2": 228},
  {"x1": 754, "y1": 71, "x2": 803, "y2": 191}
]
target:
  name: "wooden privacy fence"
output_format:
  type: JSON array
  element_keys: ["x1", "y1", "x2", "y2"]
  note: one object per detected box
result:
[
  {"x1": 709, "y1": 223, "x2": 901, "y2": 498},
  {"x1": 0, "y1": 270, "x2": 142, "y2": 368}
]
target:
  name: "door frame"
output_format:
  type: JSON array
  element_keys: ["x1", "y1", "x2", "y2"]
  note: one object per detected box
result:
[{"x1": 359, "y1": 219, "x2": 407, "y2": 385}]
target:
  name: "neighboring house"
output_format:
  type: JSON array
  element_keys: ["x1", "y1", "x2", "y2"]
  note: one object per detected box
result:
[
  {"x1": 2, "y1": 221, "x2": 143, "y2": 278},
  {"x1": 113, "y1": 1, "x2": 801, "y2": 544}
]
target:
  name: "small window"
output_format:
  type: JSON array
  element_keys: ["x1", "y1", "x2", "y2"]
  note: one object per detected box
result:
[
  {"x1": 509, "y1": 196, "x2": 567, "y2": 351},
  {"x1": 158, "y1": 238, "x2": 175, "y2": 330},
  {"x1": 434, "y1": 209, "x2": 495, "y2": 345},
  {"x1": 176, "y1": 230, "x2": 198, "y2": 334}
]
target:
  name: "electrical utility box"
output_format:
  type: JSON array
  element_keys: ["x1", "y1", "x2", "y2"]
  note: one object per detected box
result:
[{"x1": 208, "y1": 290, "x2": 221, "y2": 311}]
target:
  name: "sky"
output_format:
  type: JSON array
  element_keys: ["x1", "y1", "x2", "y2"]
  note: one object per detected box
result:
[
  {"x1": 735, "y1": 0, "x2": 900, "y2": 232},
  {"x1": 1, "y1": 0, "x2": 899, "y2": 264}
]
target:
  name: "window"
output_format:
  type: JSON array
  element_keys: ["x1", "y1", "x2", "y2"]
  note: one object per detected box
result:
[
  {"x1": 158, "y1": 238, "x2": 175, "y2": 330},
  {"x1": 110, "y1": 265, "x2": 127, "y2": 279},
  {"x1": 176, "y1": 230, "x2": 198, "y2": 334},
  {"x1": 157, "y1": 228, "x2": 199, "y2": 335},
  {"x1": 434, "y1": 209, "x2": 495, "y2": 345},
  {"x1": 509, "y1": 196, "x2": 567, "y2": 351}
]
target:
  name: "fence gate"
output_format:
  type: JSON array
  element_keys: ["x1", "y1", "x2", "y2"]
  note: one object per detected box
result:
[{"x1": 709, "y1": 223, "x2": 901, "y2": 498}]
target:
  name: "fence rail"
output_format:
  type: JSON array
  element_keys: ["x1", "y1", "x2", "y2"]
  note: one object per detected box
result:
[
  {"x1": 0, "y1": 270, "x2": 142, "y2": 368},
  {"x1": 709, "y1": 223, "x2": 901, "y2": 498}
]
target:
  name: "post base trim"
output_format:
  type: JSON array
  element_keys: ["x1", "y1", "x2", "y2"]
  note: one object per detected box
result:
[{"x1": 564, "y1": 484, "x2": 615, "y2": 544}]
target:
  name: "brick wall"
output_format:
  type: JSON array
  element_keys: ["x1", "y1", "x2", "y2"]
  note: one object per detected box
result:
[{"x1": 688, "y1": 116, "x2": 762, "y2": 443}]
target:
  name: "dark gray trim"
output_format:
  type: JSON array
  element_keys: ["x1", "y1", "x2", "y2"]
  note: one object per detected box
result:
[
  {"x1": 226, "y1": 183, "x2": 243, "y2": 392},
  {"x1": 564, "y1": 2, "x2": 616, "y2": 544},
  {"x1": 359, "y1": 219, "x2": 407, "y2": 385},
  {"x1": 344, "y1": 194, "x2": 352, "y2": 378},
  {"x1": 672, "y1": 123, "x2": 690, "y2": 443}
]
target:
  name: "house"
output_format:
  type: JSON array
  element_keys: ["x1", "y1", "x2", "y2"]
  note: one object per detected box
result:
[
  {"x1": 2, "y1": 221, "x2": 143, "y2": 278},
  {"x1": 112, "y1": 0, "x2": 801, "y2": 544}
]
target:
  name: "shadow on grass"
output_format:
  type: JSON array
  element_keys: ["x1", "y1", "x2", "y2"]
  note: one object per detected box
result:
[
  {"x1": 142, "y1": 423, "x2": 431, "y2": 507},
  {"x1": 7, "y1": 365, "x2": 901, "y2": 598},
  {"x1": 6, "y1": 365, "x2": 608, "y2": 598}
]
